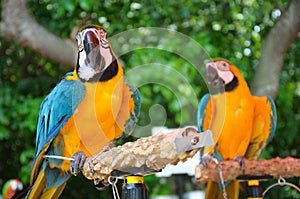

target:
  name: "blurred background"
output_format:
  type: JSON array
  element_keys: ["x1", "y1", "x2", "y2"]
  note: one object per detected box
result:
[{"x1": 0, "y1": 0, "x2": 299, "y2": 198}]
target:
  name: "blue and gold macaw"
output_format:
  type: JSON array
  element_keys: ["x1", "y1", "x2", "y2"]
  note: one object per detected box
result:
[
  {"x1": 197, "y1": 58, "x2": 276, "y2": 199},
  {"x1": 20, "y1": 25, "x2": 140, "y2": 198}
]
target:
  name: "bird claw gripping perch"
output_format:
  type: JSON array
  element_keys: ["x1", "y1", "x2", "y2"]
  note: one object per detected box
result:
[
  {"x1": 70, "y1": 151, "x2": 87, "y2": 176},
  {"x1": 174, "y1": 128, "x2": 214, "y2": 154},
  {"x1": 200, "y1": 153, "x2": 228, "y2": 199},
  {"x1": 200, "y1": 153, "x2": 219, "y2": 167},
  {"x1": 234, "y1": 155, "x2": 246, "y2": 173}
]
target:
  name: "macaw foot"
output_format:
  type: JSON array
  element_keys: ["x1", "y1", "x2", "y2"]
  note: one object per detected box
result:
[
  {"x1": 70, "y1": 151, "x2": 87, "y2": 176},
  {"x1": 234, "y1": 155, "x2": 245, "y2": 173},
  {"x1": 95, "y1": 181, "x2": 110, "y2": 191},
  {"x1": 200, "y1": 153, "x2": 219, "y2": 167}
]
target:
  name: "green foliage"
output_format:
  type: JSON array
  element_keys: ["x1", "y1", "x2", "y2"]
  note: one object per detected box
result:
[
  {"x1": 124, "y1": 48, "x2": 202, "y2": 127},
  {"x1": 0, "y1": 87, "x2": 43, "y2": 184},
  {"x1": 1, "y1": 0, "x2": 299, "y2": 198}
]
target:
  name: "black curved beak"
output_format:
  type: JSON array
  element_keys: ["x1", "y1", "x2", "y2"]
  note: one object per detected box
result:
[
  {"x1": 84, "y1": 31, "x2": 99, "y2": 55},
  {"x1": 83, "y1": 31, "x2": 105, "y2": 72}
]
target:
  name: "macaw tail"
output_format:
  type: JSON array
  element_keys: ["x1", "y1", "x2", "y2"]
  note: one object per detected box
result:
[
  {"x1": 12, "y1": 167, "x2": 70, "y2": 199},
  {"x1": 28, "y1": 167, "x2": 70, "y2": 199},
  {"x1": 205, "y1": 181, "x2": 239, "y2": 199}
]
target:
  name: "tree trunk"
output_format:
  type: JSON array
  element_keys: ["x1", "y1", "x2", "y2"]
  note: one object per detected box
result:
[
  {"x1": 251, "y1": 0, "x2": 300, "y2": 98},
  {"x1": 0, "y1": 0, "x2": 77, "y2": 68}
]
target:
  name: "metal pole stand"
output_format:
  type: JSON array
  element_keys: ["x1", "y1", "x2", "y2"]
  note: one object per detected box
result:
[
  {"x1": 237, "y1": 175, "x2": 272, "y2": 199},
  {"x1": 122, "y1": 176, "x2": 148, "y2": 199},
  {"x1": 246, "y1": 180, "x2": 262, "y2": 199}
]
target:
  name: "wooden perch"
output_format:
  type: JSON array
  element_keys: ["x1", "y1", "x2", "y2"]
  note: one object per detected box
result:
[
  {"x1": 81, "y1": 127, "x2": 213, "y2": 183},
  {"x1": 195, "y1": 156, "x2": 300, "y2": 183}
]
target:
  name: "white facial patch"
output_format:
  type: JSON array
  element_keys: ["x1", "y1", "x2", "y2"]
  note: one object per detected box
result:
[
  {"x1": 217, "y1": 70, "x2": 234, "y2": 84},
  {"x1": 208, "y1": 61, "x2": 234, "y2": 85},
  {"x1": 99, "y1": 45, "x2": 112, "y2": 71}
]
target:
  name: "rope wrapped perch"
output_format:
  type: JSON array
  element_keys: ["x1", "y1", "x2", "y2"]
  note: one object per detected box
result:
[{"x1": 81, "y1": 127, "x2": 213, "y2": 183}]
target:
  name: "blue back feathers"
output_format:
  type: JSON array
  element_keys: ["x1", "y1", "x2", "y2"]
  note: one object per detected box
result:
[{"x1": 34, "y1": 72, "x2": 85, "y2": 164}]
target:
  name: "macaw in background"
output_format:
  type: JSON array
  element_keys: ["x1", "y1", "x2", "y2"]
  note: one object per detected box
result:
[
  {"x1": 1, "y1": 179, "x2": 23, "y2": 199},
  {"x1": 197, "y1": 58, "x2": 276, "y2": 199},
  {"x1": 15, "y1": 25, "x2": 140, "y2": 199}
]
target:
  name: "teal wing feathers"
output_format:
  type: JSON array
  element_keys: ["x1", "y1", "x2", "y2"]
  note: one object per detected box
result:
[
  {"x1": 266, "y1": 95, "x2": 277, "y2": 145},
  {"x1": 244, "y1": 95, "x2": 277, "y2": 160},
  {"x1": 30, "y1": 72, "x2": 85, "y2": 186},
  {"x1": 197, "y1": 93, "x2": 211, "y2": 158},
  {"x1": 34, "y1": 72, "x2": 85, "y2": 164},
  {"x1": 197, "y1": 93, "x2": 210, "y2": 132},
  {"x1": 115, "y1": 84, "x2": 140, "y2": 143}
]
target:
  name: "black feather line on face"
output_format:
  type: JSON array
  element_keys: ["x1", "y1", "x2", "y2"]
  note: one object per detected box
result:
[{"x1": 225, "y1": 75, "x2": 238, "y2": 92}]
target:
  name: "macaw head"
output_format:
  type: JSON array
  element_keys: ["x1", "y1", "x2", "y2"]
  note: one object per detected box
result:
[
  {"x1": 2, "y1": 179, "x2": 23, "y2": 199},
  {"x1": 75, "y1": 25, "x2": 118, "y2": 82},
  {"x1": 205, "y1": 58, "x2": 239, "y2": 93}
]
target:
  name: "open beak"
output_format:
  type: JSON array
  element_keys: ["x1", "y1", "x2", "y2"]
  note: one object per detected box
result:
[{"x1": 84, "y1": 30, "x2": 110, "y2": 73}]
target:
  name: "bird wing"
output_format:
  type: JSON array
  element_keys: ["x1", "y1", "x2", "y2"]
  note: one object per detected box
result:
[
  {"x1": 197, "y1": 93, "x2": 216, "y2": 156},
  {"x1": 30, "y1": 72, "x2": 85, "y2": 183},
  {"x1": 114, "y1": 83, "x2": 140, "y2": 143},
  {"x1": 245, "y1": 95, "x2": 277, "y2": 159},
  {"x1": 197, "y1": 93, "x2": 211, "y2": 132}
]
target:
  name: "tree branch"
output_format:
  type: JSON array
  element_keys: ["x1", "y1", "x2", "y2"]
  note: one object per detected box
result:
[
  {"x1": 195, "y1": 157, "x2": 300, "y2": 183},
  {"x1": 0, "y1": 0, "x2": 77, "y2": 67},
  {"x1": 251, "y1": 0, "x2": 300, "y2": 98},
  {"x1": 80, "y1": 128, "x2": 213, "y2": 183}
]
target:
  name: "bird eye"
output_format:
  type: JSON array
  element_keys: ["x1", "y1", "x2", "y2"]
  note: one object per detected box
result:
[
  {"x1": 217, "y1": 61, "x2": 230, "y2": 71},
  {"x1": 75, "y1": 33, "x2": 80, "y2": 42},
  {"x1": 99, "y1": 29, "x2": 107, "y2": 39},
  {"x1": 75, "y1": 33, "x2": 84, "y2": 52}
]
